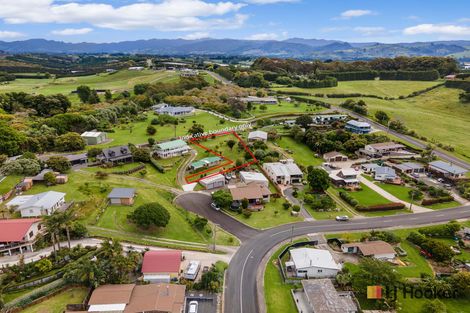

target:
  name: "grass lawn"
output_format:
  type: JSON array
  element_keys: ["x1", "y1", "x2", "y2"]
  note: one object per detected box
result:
[
  {"x1": 272, "y1": 136, "x2": 323, "y2": 168},
  {"x1": 0, "y1": 70, "x2": 179, "y2": 96},
  {"x1": 250, "y1": 100, "x2": 324, "y2": 117},
  {"x1": 399, "y1": 295, "x2": 470, "y2": 313},
  {"x1": 343, "y1": 183, "x2": 391, "y2": 207},
  {"x1": 272, "y1": 80, "x2": 441, "y2": 98},
  {"x1": 0, "y1": 175, "x2": 22, "y2": 195},
  {"x1": 21, "y1": 287, "x2": 88, "y2": 313},
  {"x1": 225, "y1": 198, "x2": 302, "y2": 229},
  {"x1": 104, "y1": 111, "x2": 237, "y2": 147}
]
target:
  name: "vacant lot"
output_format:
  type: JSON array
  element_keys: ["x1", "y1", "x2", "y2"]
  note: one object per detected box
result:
[
  {"x1": 272, "y1": 80, "x2": 441, "y2": 98},
  {"x1": 250, "y1": 100, "x2": 325, "y2": 117},
  {"x1": 272, "y1": 136, "x2": 323, "y2": 168},
  {"x1": 21, "y1": 287, "x2": 88, "y2": 313}
]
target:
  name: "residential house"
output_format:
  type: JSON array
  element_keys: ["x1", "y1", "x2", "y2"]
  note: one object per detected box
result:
[
  {"x1": 362, "y1": 142, "x2": 406, "y2": 157},
  {"x1": 38, "y1": 154, "x2": 88, "y2": 167},
  {"x1": 97, "y1": 146, "x2": 133, "y2": 164},
  {"x1": 428, "y1": 161, "x2": 468, "y2": 179},
  {"x1": 0, "y1": 218, "x2": 43, "y2": 256},
  {"x1": 76, "y1": 283, "x2": 185, "y2": 313},
  {"x1": 128, "y1": 66, "x2": 144, "y2": 71},
  {"x1": 107, "y1": 188, "x2": 136, "y2": 206},
  {"x1": 156, "y1": 105, "x2": 195, "y2": 116},
  {"x1": 374, "y1": 166, "x2": 399, "y2": 182},
  {"x1": 361, "y1": 163, "x2": 381, "y2": 173},
  {"x1": 293, "y1": 279, "x2": 358, "y2": 313},
  {"x1": 154, "y1": 139, "x2": 191, "y2": 159},
  {"x1": 199, "y1": 174, "x2": 226, "y2": 190},
  {"x1": 238, "y1": 96, "x2": 278, "y2": 105},
  {"x1": 323, "y1": 151, "x2": 348, "y2": 163},
  {"x1": 285, "y1": 248, "x2": 342, "y2": 279},
  {"x1": 180, "y1": 68, "x2": 199, "y2": 77},
  {"x1": 229, "y1": 183, "x2": 271, "y2": 210},
  {"x1": 142, "y1": 250, "x2": 182, "y2": 283},
  {"x1": 239, "y1": 171, "x2": 269, "y2": 187},
  {"x1": 248, "y1": 130, "x2": 268, "y2": 142},
  {"x1": 329, "y1": 168, "x2": 359, "y2": 187},
  {"x1": 263, "y1": 160, "x2": 303, "y2": 185},
  {"x1": 312, "y1": 114, "x2": 347, "y2": 125},
  {"x1": 393, "y1": 162, "x2": 425, "y2": 175},
  {"x1": 81, "y1": 131, "x2": 107, "y2": 145},
  {"x1": 7, "y1": 191, "x2": 66, "y2": 217},
  {"x1": 28, "y1": 169, "x2": 56, "y2": 182},
  {"x1": 189, "y1": 156, "x2": 222, "y2": 171},
  {"x1": 345, "y1": 120, "x2": 371, "y2": 134},
  {"x1": 341, "y1": 240, "x2": 396, "y2": 261}
]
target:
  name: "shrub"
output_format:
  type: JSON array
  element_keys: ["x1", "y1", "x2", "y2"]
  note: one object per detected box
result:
[
  {"x1": 357, "y1": 203, "x2": 405, "y2": 212},
  {"x1": 421, "y1": 196, "x2": 454, "y2": 206},
  {"x1": 418, "y1": 221, "x2": 461, "y2": 238},
  {"x1": 242, "y1": 209, "x2": 252, "y2": 218},
  {"x1": 150, "y1": 158, "x2": 165, "y2": 173},
  {"x1": 128, "y1": 202, "x2": 170, "y2": 229}
]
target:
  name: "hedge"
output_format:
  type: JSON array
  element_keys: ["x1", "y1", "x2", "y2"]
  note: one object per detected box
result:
[
  {"x1": 417, "y1": 221, "x2": 461, "y2": 238},
  {"x1": 357, "y1": 202, "x2": 406, "y2": 212},
  {"x1": 316, "y1": 70, "x2": 378, "y2": 81},
  {"x1": 111, "y1": 163, "x2": 145, "y2": 175},
  {"x1": 421, "y1": 196, "x2": 454, "y2": 206},
  {"x1": 445, "y1": 80, "x2": 470, "y2": 91},
  {"x1": 150, "y1": 158, "x2": 165, "y2": 173},
  {"x1": 379, "y1": 70, "x2": 439, "y2": 81}
]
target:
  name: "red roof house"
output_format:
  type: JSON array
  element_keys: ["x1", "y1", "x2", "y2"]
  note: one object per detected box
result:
[
  {"x1": 0, "y1": 218, "x2": 42, "y2": 256},
  {"x1": 142, "y1": 250, "x2": 182, "y2": 283}
]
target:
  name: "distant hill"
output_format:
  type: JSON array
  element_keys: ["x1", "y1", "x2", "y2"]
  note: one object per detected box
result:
[{"x1": 0, "y1": 38, "x2": 469, "y2": 60}]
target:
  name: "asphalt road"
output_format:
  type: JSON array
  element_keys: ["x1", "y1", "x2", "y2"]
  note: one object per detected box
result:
[
  {"x1": 336, "y1": 106, "x2": 470, "y2": 170},
  {"x1": 225, "y1": 204, "x2": 470, "y2": 313},
  {"x1": 174, "y1": 192, "x2": 260, "y2": 242}
]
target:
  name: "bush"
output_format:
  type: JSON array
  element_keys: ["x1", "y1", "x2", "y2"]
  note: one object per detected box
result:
[
  {"x1": 421, "y1": 196, "x2": 454, "y2": 206},
  {"x1": 128, "y1": 202, "x2": 170, "y2": 229},
  {"x1": 242, "y1": 209, "x2": 252, "y2": 218},
  {"x1": 357, "y1": 203, "x2": 405, "y2": 212},
  {"x1": 150, "y1": 158, "x2": 165, "y2": 173},
  {"x1": 417, "y1": 221, "x2": 461, "y2": 238}
]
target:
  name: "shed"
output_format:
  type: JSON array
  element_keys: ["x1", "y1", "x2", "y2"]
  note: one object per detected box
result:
[
  {"x1": 107, "y1": 188, "x2": 136, "y2": 206},
  {"x1": 199, "y1": 174, "x2": 226, "y2": 190},
  {"x1": 81, "y1": 131, "x2": 107, "y2": 145}
]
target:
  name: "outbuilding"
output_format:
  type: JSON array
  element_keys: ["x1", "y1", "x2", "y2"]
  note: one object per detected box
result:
[
  {"x1": 199, "y1": 174, "x2": 226, "y2": 190},
  {"x1": 81, "y1": 131, "x2": 108, "y2": 145},
  {"x1": 107, "y1": 188, "x2": 136, "y2": 206},
  {"x1": 286, "y1": 248, "x2": 341, "y2": 279}
]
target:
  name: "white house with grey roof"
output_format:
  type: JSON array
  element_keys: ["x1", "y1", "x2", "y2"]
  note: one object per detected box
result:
[
  {"x1": 239, "y1": 171, "x2": 269, "y2": 187},
  {"x1": 7, "y1": 191, "x2": 66, "y2": 217},
  {"x1": 393, "y1": 162, "x2": 425, "y2": 174},
  {"x1": 248, "y1": 130, "x2": 268, "y2": 142},
  {"x1": 263, "y1": 160, "x2": 303, "y2": 185},
  {"x1": 374, "y1": 166, "x2": 398, "y2": 182},
  {"x1": 285, "y1": 248, "x2": 341, "y2": 279},
  {"x1": 154, "y1": 139, "x2": 190, "y2": 159},
  {"x1": 428, "y1": 161, "x2": 468, "y2": 179},
  {"x1": 156, "y1": 105, "x2": 195, "y2": 116}
]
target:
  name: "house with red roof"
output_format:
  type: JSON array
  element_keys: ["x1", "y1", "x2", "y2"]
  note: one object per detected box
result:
[
  {"x1": 0, "y1": 218, "x2": 43, "y2": 256},
  {"x1": 142, "y1": 250, "x2": 182, "y2": 283}
]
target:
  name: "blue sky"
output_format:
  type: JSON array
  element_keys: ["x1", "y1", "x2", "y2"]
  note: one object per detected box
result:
[{"x1": 0, "y1": 0, "x2": 469, "y2": 43}]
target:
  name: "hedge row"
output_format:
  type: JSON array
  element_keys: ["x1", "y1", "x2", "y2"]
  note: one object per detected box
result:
[
  {"x1": 316, "y1": 70, "x2": 378, "y2": 81},
  {"x1": 379, "y1": 70, "x2": 440, "y2": 81},
  {"x1": 293, "y1": 77, "x2": 338, "y2": 88},
  {"x1": 289, "y1": 96, "x2": 331, "y2": 109},
  {"x1": 421, "y1": 196, "x2": 454, "y2": 206},
  {"x1": 111, "y1": 163, "x2": 145, "y2": 175},
  {"x1": 357, "y1": 202, "x2": 406, "y2": 212},
  {"x1": 417, "y1": 221, "x2": 461, "y2": 238},
  {"x1": 339, "y1": 191, "x2": 359, "y2": 207},
  {"x1": 150, "y1": 158, "x2": 165, "y2": 173},
  {"x1": 445, "y1": 80, "x2": 470, "y2": 91}
]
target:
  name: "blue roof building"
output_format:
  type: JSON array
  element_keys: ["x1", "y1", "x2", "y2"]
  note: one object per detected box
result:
[{"x1": 345, "y1": 120, "x2": 371, "y2": 134}]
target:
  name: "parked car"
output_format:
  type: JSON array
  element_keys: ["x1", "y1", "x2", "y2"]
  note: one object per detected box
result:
[
  {"x1": 335, "y1": 215, "x2": 349, "y2": 222},
  {"x1": 210, "y1": 202, "x2": 220, "y2": 211},
  {"x1": 188, "y1": 301, "x2": 198, "y2": 313}
]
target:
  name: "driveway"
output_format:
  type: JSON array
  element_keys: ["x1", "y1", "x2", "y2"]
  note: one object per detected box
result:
[
  {"x1": 283, "y1": 186, "x2": 314, "y2": 221},
  {"x1": 174, "y1": 192, "x2": 260, "y2": 242}
]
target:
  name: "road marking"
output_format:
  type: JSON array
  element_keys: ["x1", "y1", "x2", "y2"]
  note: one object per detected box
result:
[{"x1": 240, "y1": 248, "x2": 254, "y2": 313}]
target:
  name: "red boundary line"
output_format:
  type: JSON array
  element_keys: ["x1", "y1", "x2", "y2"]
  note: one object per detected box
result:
[{"x1": 185, "y1": 131, "x2": 258, "y2": 184}]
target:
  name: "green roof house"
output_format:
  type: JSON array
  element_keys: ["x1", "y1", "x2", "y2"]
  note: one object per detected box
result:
[
  {"x1": 189, "y1": 156, "x2": 222, "y2": 171},
  {"x1": 154, "y1": 139, "x2": 190, "y2": 159}
]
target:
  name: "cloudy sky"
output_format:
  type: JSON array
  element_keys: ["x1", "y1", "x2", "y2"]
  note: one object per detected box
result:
[{"x1": 0, "y1": 0, "x2": 469, "y2": 42}]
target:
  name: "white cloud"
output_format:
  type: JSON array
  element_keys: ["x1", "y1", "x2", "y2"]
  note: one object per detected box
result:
[
  {"x1": 404, "y1": 24, "x2": 470, "y2": 36},
  {"x1": 0, "y1": 0, "x2": 246, "y2": 31},
  {"x1": 353, "y1": 26, "x2": 385, "y2": 36},
  {"x1": 182, "y1": 32, "x2": 210, "y2": 40},
  {"x1": 337, "y1": 9, "x2": 374, "y2": 20},
  {"x1": 0, "y1": 30, "x2": 24, "y2": 39},
  {"x1": 246, "y1": 32, "x2": 280, "y2": 40},
  {"x1": 246, "y1": 0, "x2": 298, "y2": 3},
  {"x1": 51, "y1": 27, "x2": 93, "y2": 35}
]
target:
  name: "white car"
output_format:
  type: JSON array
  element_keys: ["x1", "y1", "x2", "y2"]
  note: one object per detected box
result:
[
  {"x1": 188, "y1": 301, "x2": 198, "y2": 313},
  {"x1": 335, "y1": 215, "x2": 350, "y2": 222},
  {"x1": 210, "y1": 202, "x2": 221, "y2": 211}
]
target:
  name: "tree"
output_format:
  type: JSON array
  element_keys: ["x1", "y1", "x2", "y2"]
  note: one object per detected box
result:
[
  {"x1": 212, "y1": 190, "x2": 233, "y2": 209},
  {"x1": 421, "y1": 300, "x2": 446, "y2": 313},
  {"x1": 188, "y1": 123, "x2": 205, "y2": 136},
  {"x1": 227, "y1": 139, "x2": 236, "y2": 150},
  {"x1": 459, "y1": 91, "x2": 470, "y2": 103},
  {"x1": 76, "y1": 85, "x2": 92, "y2": 103},
  {"x1": 134, "y1": 83, "x2": 149, "y2": 95},
  {"x1": 129, "y1": 202, "x2": 170, "y2": 229},
  {"x1": 1, "y1": 158, "x2": 41, "y2": 176},
  {"x1": 375, "y1": 110, "x2": 390, "y2": 124},
  {"x1": 282, "y1": 202, "x2": 291, "y2": 210},
  {"x1": 449, "y1": 272, "x2": 470, "y2": 298},
  {"x1": 56, "y1": 210, "x2": 75, "y2": 249},
  {"x1": 47, "y1": 156, "x2": 71, "y2": 173},
  {"x1": 105, "y1": 90, "x2": 113, "y2": 102},
  {"x1": 307, "y1": 168, "x2": 330, "y2": 192},
  {"x1": 35, "y1": 258, "x2": 53, "y2": 274},
  {"x1": 408, "y1": 189, "x2": 424, "y2": 201},
  {"x1": 64, "y1": 257, "x2": 106, "y2": 288},
  {"x1": 54, "y1": 132, "x2": 86, "y2": 152},
  {"x1": 44, "y1": 171, "x2": 57, "y2": 185},
  {"x1": 0, "y1": 122, "x2": 25, "y2": 156},
  {"x1": 193, "y1": 216, "x2": 208, "y2": 231},
  {"x1": 132, "y1": 147, "x2": 150, "y2": 162},
  {"x1": 87, "y1": 147, "x2": 103, "y2": 158},
  {"x1": 146, "y1": 125, "x2": 157, "y2": 135},
  {"x1": 0, "y1": 154, "x2": 7, "y2": 166},
  {"x1": 148, "y1": 137, "x2": 156, "y2": 146},
  {"x1": 295, "y1": 115, "x2": 313, "y2": 128}
]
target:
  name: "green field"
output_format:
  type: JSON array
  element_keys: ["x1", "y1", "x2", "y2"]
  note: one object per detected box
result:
[
  {"x1": 272, "y1": 80, "x2": 441, "y2": 98},
  {"x1": 105, "y1": 111, "x2": 237, "y2": 147},
  {"x1": 0, "y1": 70, "x2": 179, "y2": 96},
  {"x1": 272, "y1": 136, "x2": 323, "y2": 168},
  {"x1": 21, "y1": 287, "x2": 88, "y2": 313},
  {"x1": 250, "y1": 100, "x2": 324, "y2": 117}
]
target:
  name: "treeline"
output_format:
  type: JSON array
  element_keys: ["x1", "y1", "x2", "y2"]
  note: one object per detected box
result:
[
  {"x1": 293, "y1": 76, "x2": 337, "y2": 88},
  {"x1": 0, "y1": 71, "x2": 15, "y2": 82},
  {"x1": 0, "y1": 92, "x2": 71, "y2": 117},
  {"x1": 252, "y1": 56, "x2": 458, "y2": 77},
  {"x1": 378, "y1": 70, "x2": 440, "y2": 81}
]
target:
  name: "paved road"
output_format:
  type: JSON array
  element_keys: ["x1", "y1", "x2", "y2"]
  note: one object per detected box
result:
[
  {"x1": 224, "y1": 204, "x2": 470, "y2": 313},
  {"x1": 335, "y1": 106, "x2": 470, "y2": 170},
  {"x1": 175, "y1": 192, "x2": 260, "y2": 242},
  {"x1": 203, "y1": 70, "x2": 232, "y2": 85}
]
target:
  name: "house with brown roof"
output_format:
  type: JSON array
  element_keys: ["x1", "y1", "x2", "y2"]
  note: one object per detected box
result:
[
  {"x1": 0, "y1": 218, "x2": 43, "y2": 256},
  {"x1": 323, "y1": 151, "x2": 348, "y2": 163},
  {"x1": 341, "y1": 240, "x2": 396, "y2": 261},
  {"x1": 142, "y1": 250, "x2": 182, "y2": 283},
  {"x1": 77, "y1": 283, "x2": 185, "y2": 313},
  {"x1": 228, "y1": 183, "x2": 271, "y2": 211}
]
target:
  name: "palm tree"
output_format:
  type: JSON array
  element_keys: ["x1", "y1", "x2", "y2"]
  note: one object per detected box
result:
[
  {"x1": 56, "y1": 210, "x2": 75, "y2": 249},
  {"x1": 43, "y1": 213, "x2": 61, "y2": 258}
]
